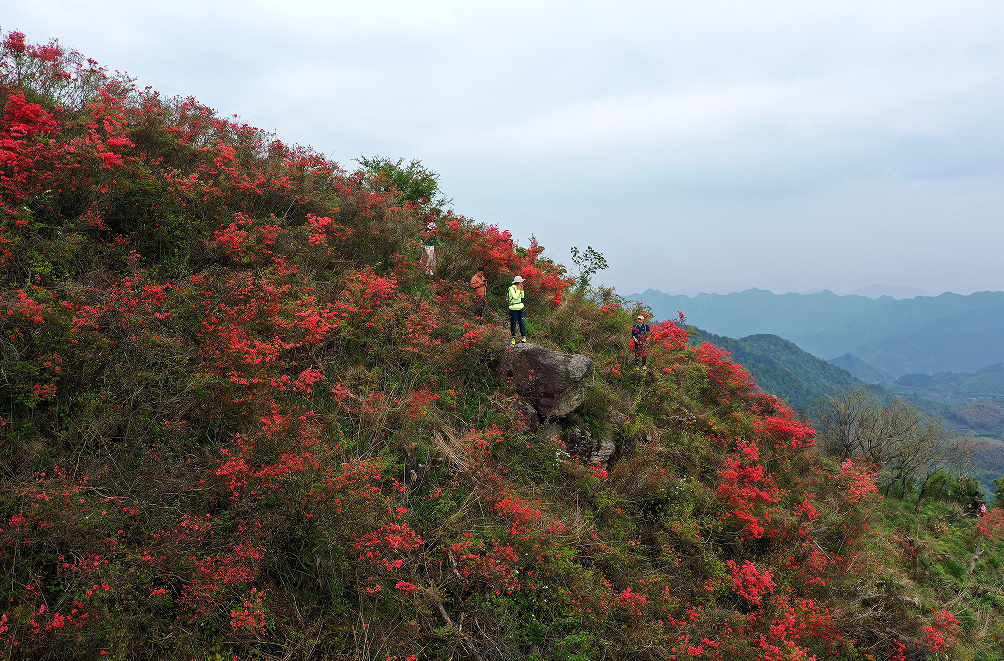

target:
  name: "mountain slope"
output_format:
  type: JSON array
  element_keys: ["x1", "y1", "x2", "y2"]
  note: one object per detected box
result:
[
  {"x1": 687, "y1": 331, "x2": 864, "y2": 414},
  {"x1": 2, "y1": 30, "x2": 1002, "y2": 661},
  {"x1": 890, "y1": 363, "x2": 1004, "y2": 402}
]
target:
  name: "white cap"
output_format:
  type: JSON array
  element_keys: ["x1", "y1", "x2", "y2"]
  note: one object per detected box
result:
[{"x1": 512, "y1": 275, "x2": 524, "y2": 283}]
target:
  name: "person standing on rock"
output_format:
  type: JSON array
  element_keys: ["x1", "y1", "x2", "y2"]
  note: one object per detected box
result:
[
  {"x1": 470, "y1": 266, "x2": 487, "y2": 319},
  {"x1": 631, "y1": 314, "x2": 651, "y2": 368},
  {"x1": 508, "y1": 275, "x2": 526, "y2": 345}
]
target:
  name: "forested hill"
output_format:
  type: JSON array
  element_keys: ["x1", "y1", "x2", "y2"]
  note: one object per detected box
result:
[
  {"x1": 686, "y1": 330, "x2": 864, "y2": 415},
  {"x1": 3, "y1": 30, "x2": 1003, "y2": 661},
  {"x1": 632, "y1": 288, "x2": 1004, "y2": 375}
]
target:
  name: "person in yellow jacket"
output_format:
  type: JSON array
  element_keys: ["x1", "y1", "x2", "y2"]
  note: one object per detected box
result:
[{"x1": 507, "y1": 275, "x2": 526, "y2": 345}]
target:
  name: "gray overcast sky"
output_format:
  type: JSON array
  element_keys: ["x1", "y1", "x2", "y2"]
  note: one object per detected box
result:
[{"x1": 6, "y1": 0, "x2": 1003, "y2": 297}]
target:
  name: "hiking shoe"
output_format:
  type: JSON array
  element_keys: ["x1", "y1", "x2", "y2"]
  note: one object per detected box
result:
[
  {"x1": 521, "y1": 337, "x2": 527, "y2": 343},
  {"x1": 510, "y1": 337, "x2": 517, "y2": 346}
]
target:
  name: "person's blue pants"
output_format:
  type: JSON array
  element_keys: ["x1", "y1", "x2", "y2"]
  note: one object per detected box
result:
[{"x1": 509, "y1": 309, "x2": 526, "y2": 338}]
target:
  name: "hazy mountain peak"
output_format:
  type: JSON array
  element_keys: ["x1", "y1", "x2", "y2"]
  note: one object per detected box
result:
[{"x1": 845, "y1": 284, "x2": 932, "y2": 299}]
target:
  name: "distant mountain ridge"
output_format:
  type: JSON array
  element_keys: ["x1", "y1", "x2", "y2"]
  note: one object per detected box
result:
[
  {"x1": 828, "y1": 353, "x2": 895, "y2": 384},
  {"x1": 846, "y1": 284, "x2": 931, "y2": 299},
  {"x1": 632, "y1": 288, "x2": 1004, "y2": 376}
]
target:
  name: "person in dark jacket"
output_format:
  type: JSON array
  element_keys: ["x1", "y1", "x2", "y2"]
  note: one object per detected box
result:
[{"x1": 631, "y1": 314, "x2": 651, "y2": 368}]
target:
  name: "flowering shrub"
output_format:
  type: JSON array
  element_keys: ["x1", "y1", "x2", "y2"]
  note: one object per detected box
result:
[
  {"x1": 717, "y1": 439, "x2": 786, "y2": 538},
  {"x1": 840, "y1": 459, "x2": 880, "y2": 504},
  {"x1": 727, "y1": 560, "x2": 775, "y2": 606},
  {"x1": 922, "y1": 608, "x2": 958, "y2": 653},
  {"x1": 976, "y1": 507, "x2": 1004, "y2": 539},
  {"x1": 230, "y1": 588, "x2": 270, "y2": 633}
]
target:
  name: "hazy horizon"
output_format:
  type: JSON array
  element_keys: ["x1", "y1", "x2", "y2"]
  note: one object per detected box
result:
[{"x1": 627, "y1": 284, "x2": 1003, "y2": 300}]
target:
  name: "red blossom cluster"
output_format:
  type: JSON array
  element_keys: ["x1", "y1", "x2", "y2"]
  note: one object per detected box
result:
[
  {"x1": 230, "y1": 588, "x2": 269, "y2": 632},
  {"x1": 438, "y1": 219, "x2": 572, "y2": 306},
  {"x1": 717, "y1": 439, "x2": 786, "y2": 538},
  {"x1": 355, "y1": 521, "x2": 424, "y2": 572},
  {"x1": 976, "y1": 507, "x2": 1004, "y2": 539},
  {"x1": 726, "y1": 559, "x2": 775, "y2": 605},
  {"x1": 922, "y1": 608, "x2": 959, "y2": 652},
  {"x1": 181, "y1": 544, "x2": 266, "y2": 620},
  {"x1": 839, "y1": 459, "x2": 880, "y2": 504}
]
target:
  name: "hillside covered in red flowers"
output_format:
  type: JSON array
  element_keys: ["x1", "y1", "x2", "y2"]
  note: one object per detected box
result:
[{"x1": 2, "y1": 30, "x2": 1002, "y2": 661}]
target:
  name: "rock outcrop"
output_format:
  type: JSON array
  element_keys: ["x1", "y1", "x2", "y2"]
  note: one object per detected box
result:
[
  {"x1": 564, "y1": 426, "x2": 616, "y2": 466},
  {"x1": 494, "y1": 343, "x2": 593, "y2": 422}
]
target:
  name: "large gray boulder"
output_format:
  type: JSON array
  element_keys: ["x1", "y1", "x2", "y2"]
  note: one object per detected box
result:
[{"x1": 495, "y1": 343, "x2": 593, "y2": 421}]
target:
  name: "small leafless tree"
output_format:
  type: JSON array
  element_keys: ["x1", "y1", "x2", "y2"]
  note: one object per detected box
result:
[{"x1": 816, "y1": 387, "x2": 984, "y2": 499}]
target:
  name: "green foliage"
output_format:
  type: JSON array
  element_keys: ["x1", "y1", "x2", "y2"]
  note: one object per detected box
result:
[
  {"x1": 569, "y1": 245, "x2": 608, "y2": 292},
  {"x1": 354, "y1": 155, "x2": 449, "y2": 212}
]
